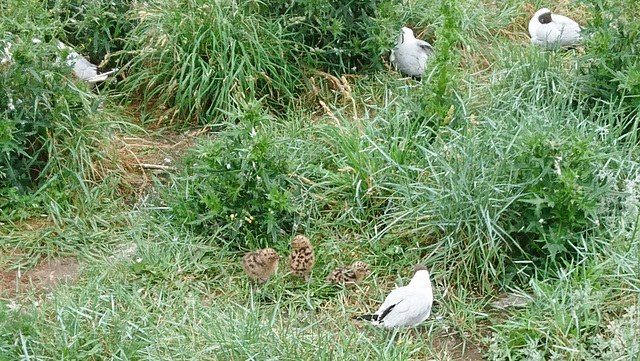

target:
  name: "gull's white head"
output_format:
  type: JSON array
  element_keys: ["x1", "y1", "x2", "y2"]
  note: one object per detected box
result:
[
  {"x1": 398, "y1": 27, "x2": 415, "y2": 45},
  {"x1": 409, "y1": 264, "x2": 432, "y2": 287},
  {"x1": 401, "y1": 27, "x2": 414, "y2": 37}
]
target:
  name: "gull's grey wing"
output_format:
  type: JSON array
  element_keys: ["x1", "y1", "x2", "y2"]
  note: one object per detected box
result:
[
  {"x1": 552, "y1": 14, "x2": 581, "y2": 27},
  {"x1": 375, "y1": 286, "x2": 409, "y2": 317},
  {"x1": 58, "y1": 41, "x2": 116, "y2": 83},
  {"x1": 70, "y1": 55, "x2": 100, "y2": 81},
  {"x1": 415, "y1": 39, "x2": 435, "y2": 56},
  {"x1": 379, "y1": 291, "x2": 432, "y2": 327}
]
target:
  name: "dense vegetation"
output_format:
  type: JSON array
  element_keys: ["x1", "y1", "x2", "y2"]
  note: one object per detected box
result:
[{"x1": 1, "y1": 0, "x2": 639, "y2": 359}]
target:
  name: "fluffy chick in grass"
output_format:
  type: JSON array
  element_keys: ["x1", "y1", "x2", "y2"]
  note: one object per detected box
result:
[
  {"x1": 326, "y1": 261, "x2": 371, "y2": 287},
  {"x1": 288, "y1": 235, "x2": 315, "y2": 281},
  {"x1": 242, "y1": 248, "x2": 280, "y2": 284}
]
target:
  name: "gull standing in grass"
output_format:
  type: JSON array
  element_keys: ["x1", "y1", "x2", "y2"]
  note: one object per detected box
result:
[
  {"x1": 354, "y1": 265, "x2": 433, "y2": 327},
  {"x1": 389, "y1": 27, "x2": 435, "y2": 78},
  {"x1": 528, "y1": 8, "x2": 582, "y2": 49},
  {"x1": 57, "y1": 41, "x2": 118, "y2": 87},
  {"x1": 242, "y1": 248, "x2": 280, "y2": 284},
  {"x1": 326, "y1": 261, "x2": 371, "y2": 287},
  {"x1": 288, "y1": 235, "x2": 315, "y2": 281}
]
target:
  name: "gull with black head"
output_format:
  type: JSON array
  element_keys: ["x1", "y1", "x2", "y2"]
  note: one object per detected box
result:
[
  {"x1": 353, "y1": 264, "x2": 433, "y2": 328},
  {"x1": 528, "y1": 8, "x2": 582, "y2": 49}
]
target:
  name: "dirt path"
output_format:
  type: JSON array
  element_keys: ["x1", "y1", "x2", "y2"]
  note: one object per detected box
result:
[
  {"x1": 0, "y1": 256, "x2": 79, "y2": 298},
  {"x1": 1, "y1": 129, "x2": 196, "y2": 300}
]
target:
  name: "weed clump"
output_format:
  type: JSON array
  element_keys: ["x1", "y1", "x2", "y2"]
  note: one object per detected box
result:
[
  {"x1": 169, "y1": 99, "x2": 301, "y2": 248},
  {"x1": 0, "y1": 33, "x2": 102, "y2": 192},
  {"x1": 505, "y1": 130, "x2": 613, "y2": 262},
  {"x1": 263, "y1": 0, "x2": 400, "y2": 73},
  {"x1": 579, "y1": 0, "x2": 640, "y2": 130}
]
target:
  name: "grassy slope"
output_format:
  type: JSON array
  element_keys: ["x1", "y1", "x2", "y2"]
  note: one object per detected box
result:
[{"x1": 2, "y1": 0, "x2": 640, "y2": 360}]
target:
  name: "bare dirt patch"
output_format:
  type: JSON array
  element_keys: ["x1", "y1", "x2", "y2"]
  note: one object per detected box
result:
[
  {"x1": 10, "y1": 216, "x2": 54, "y2": 232},
  {"x1": 113, "y1": 130, "x2": 198, "y2": 207},
  {"x1": 0, "y1": 257, "x2": 79, "y2": 298},
  {"x1": 429, "y1": 332, "x2": 485, "y2": 360},
  {"x1": 117, "y1": 131, "x2": 196, "y2": 183}
]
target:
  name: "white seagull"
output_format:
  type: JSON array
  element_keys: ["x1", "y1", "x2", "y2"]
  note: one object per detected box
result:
[
  {"x1": 389, "y1": 27, "x2": 435, "y2": 78},
  {"x1": 354, "y1": 264, "x2": 433, "y2": 327},
  {"x1": 57, "y1": 41, "x2": 118, "y2": 86},
  {"x1": 528, "y1": 8, "x2": 582, "y2": 49}
]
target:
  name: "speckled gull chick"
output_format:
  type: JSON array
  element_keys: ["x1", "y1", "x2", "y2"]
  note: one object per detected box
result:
[
  {"x1": 288, "y1": 235, "x2": 315, "y2": 281},
  {"x1": 57, "y1": 41, "x2": 118, "y2": 86},
  {"x1": 528, "y1": 8, "x2": 582, "y2": 49},
  {"x1": 389, "y1": 27, "x2": 434, "y2": 78},
  {"x1": 354, "y1": 265, "x2": 433, "y2": 327},
  {"x1": 326, "y1": 261, "x2": 370, "y2": 287},
  {"x1": 242, "y1": 248, "x2": 280, "y2": 284}
]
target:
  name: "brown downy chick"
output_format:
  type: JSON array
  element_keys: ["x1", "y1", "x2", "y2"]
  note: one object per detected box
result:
[
  {"x1": 288, "y1": 235, "x2": 315, "y2": 281},
  {"x1": 326, "y1": 261, "x2": 371, "y2": 287},
  {"x1": 242, "y1": 248, "x2": 280, "y2": 284}
]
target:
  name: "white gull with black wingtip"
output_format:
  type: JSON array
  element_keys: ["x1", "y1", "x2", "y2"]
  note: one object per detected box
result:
[
  {"x1": 354, "y1": 264, "x2": 433, "y2": 327},
  {"x1": 389, "y1": 27, "x2": 435, "y2": 78},
  {"x1": 57, "y1": 41, "x2": 118, "y2": 87},
  {"x1": 528, "y1": 8, "x2": 582, "y2": 49}
]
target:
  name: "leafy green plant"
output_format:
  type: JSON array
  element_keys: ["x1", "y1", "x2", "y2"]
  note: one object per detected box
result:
[
  {"x1": 0, "y1": 0, "x2": 130, "y2": 219},
  {"x1": 263, "y1": 0, "x2": 401, "y2": 73},
  {"x1": 0, "y1": 186, "x2": 48, "y2": 221},
  {"x1": 505, "y1": 130, "x2": 611, "y2": 262},
  {"x1": 416, "y1": 0, "x2": 465, "y2": 123},
  {"x1": 589, "y1": 304, "x2": 640, "y2": 359},
  {"x1": 344, "y1": 48, "x2": 633, "y2": 288},
  {"x1": 579, "y1": 0, "x2": 640, "y2": 130},
  {"x1": 169, "y1": 99, "x2": 300, "y2": 247},
  {"x1": 0, "y1": 32, "x2": 99, "y2": 191}
]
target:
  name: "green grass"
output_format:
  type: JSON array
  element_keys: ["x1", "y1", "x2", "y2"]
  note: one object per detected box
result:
[
  {"x1": 2, "y1": 0, "x2": 640, "y2": 359},
  {"x1": 119, "y1": 0, "x2": 311, "y2": 123}
]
